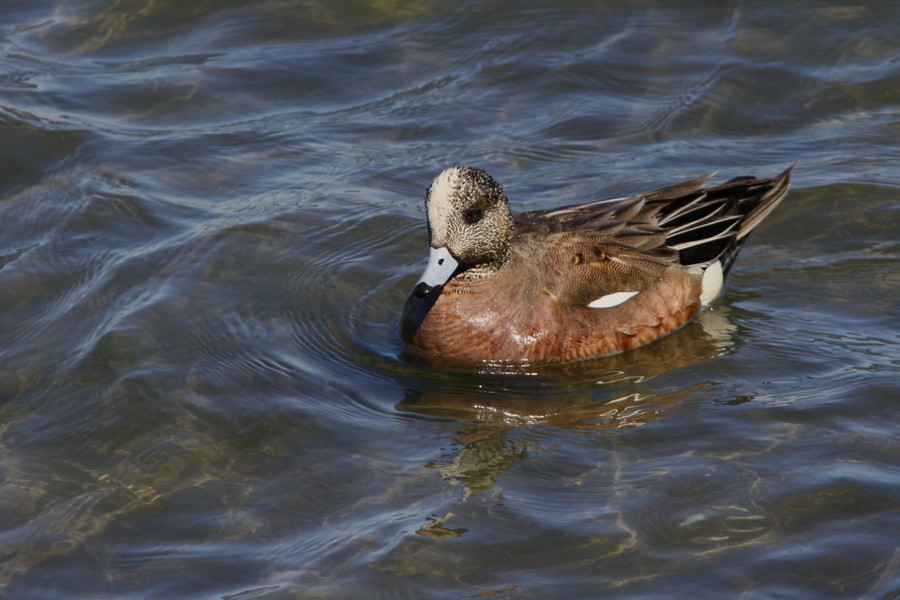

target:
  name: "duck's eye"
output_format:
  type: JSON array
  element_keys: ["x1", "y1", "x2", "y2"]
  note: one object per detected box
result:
[{"x1": 463, "y1": 208, "x2": 483, "y2": 224}]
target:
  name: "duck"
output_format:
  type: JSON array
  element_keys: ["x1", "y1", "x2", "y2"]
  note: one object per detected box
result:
[{"x1": 400, "y1": 165, "x2": 791, "y2": 365}]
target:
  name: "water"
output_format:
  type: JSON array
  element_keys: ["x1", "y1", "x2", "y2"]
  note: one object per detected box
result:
[{"x1": 1, "y1": 1, "x2": 898, "y2": 598}]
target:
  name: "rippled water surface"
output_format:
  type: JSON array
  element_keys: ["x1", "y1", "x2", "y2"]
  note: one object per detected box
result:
[{"x1": 1, "y1": 1, "x2": 898, "y2": 598}]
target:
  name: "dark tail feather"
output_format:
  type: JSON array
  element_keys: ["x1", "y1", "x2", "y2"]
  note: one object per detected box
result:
[{"x1": 661, "y1": 166, "x2": 792, "y2": 272}]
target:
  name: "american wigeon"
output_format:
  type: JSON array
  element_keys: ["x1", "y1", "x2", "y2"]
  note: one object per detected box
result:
[{"x1": 401, "y1": 166, "x2": 791, "y2": 365}]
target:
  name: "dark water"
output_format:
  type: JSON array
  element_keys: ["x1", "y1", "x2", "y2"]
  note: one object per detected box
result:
[{"x1": 1, "y1": 1, "x2": 898, "y2": 598}]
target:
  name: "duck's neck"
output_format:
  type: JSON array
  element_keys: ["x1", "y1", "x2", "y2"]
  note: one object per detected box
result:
[{"x1": 458, "y1": 245, "x2": 512, "y2": 280}]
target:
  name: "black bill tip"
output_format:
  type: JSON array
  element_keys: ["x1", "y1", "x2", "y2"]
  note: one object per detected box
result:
[{"x1": 413, "y1": 281, "x2": 442, "y2": 299}]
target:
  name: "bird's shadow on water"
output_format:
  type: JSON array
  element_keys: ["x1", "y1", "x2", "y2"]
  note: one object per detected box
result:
[{"x1": 394, "y1": 308, "x2": 740, "y2": 514}]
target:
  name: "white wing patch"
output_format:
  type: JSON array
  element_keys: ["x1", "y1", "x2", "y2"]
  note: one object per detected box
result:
[{"x1": 587, "y1": 290, "x2": 639, "y2": 308}]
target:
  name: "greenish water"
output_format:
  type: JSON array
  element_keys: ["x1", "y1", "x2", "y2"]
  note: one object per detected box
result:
[{"x1": 1, "y1": 1, "x2": 898, "y2": 599}]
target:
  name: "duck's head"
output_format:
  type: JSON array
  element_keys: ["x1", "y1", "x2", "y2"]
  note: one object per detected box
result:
[{"x1": 413, "y1": 167, "x2": 513, "y2": 298}]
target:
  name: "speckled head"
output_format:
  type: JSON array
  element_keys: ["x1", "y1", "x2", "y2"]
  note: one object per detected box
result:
[{"x1": 422, "y1": 166, "x2": 513, "y2": 282}]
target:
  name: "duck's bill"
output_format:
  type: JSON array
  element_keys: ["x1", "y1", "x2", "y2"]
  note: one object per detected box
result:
[{"x1": 415, "y1": 246, "x2": 459, "y2": 289}]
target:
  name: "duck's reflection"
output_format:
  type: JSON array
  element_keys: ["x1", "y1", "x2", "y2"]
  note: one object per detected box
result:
[
  {"x1": 428, "y1": 423, "x2": 530, "y2": 497},
  {"x1": 399, "y1": 308, "x2": 736, "y2": 505}
]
